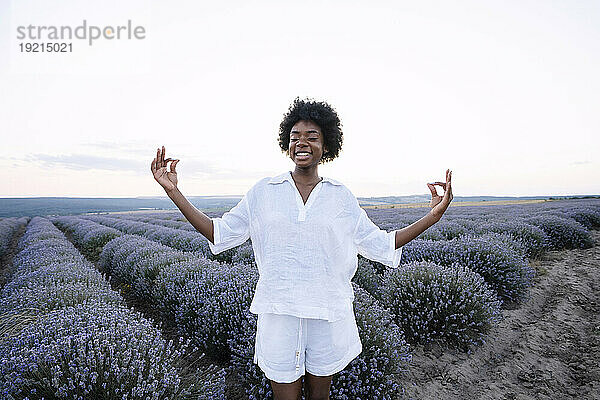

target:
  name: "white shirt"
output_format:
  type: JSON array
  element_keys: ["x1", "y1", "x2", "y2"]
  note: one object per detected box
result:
[{"x1": 208, "y1": 171, "x2": 402, "y2": 322}]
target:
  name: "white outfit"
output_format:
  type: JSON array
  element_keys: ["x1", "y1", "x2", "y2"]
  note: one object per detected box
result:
[
  {"x1": 208, "y1": 171, "x2": 402, "y2": 382},
  {"x1": 209, "y1": 171, "x2": 403, "y2": 322},
  {"x1": 254, "y1": 308, "x2": 363, "y2": 383}
]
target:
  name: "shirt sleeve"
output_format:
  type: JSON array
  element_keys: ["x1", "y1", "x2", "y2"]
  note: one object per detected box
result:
[
  {"x1": 208, "y1": 194, "x2": 251, "y2": 255},
  {"x1": 353, "y1": 206, "x2": 402, "y2": 268}
]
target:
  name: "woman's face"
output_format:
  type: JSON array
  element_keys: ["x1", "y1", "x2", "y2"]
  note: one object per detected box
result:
[{"x1": 289, "y1": 120, "x2": 327, "y2": 168}]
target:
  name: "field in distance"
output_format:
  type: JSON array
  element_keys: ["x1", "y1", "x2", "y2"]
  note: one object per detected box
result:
[
  {"x1": 1, "y1": 195, "x2": 598, "y2": 217},
  {"x1": 364, "y1": 198, "x2": 550, "y2": 209}
]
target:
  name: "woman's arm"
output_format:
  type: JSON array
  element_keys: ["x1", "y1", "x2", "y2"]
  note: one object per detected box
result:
[
  {"x1": 394, "y1": 168, "x2": 453, "y2": 249},
  {"x1": 165, "y1": 186, "x2": 215, "y2": 244},
  {"x1": 394, "y1": 211, "x2": 440, "y2": 248},
  {"x1": 151, "y1": 146, "x2": 215, "y2": 244}
]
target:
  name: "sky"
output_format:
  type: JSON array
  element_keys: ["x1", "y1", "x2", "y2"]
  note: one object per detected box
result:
[{"x1": 1, "y1": 0, "x2": 598, "y2": 198}]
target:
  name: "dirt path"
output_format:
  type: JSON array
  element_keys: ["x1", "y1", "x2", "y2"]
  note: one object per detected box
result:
[{"x1": 402, "y1": 231, "x2": 600, "y2": 400}]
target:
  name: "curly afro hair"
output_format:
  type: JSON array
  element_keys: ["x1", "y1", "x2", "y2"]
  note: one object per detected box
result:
[{"x1": 278, "y1": 97, "x2": 344, "y2": 163}]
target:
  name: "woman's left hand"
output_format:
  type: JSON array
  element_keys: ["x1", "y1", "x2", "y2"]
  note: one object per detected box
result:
[{"x1": 427, "y1": 169, "x2": 453, "y2": 220}]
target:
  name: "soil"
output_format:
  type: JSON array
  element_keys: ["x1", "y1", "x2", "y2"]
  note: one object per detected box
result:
[{"x1": 400, "y1": 230, "x2": 600, "y2": 400}]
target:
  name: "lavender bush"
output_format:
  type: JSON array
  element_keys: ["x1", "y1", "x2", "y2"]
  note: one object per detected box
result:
[
  {"x1": 100, "y1": 234, "x2": 259, "y2": 362},
  {"x1": 152, "y1": 261, "x2": 258, "y2": 362},
  {"x1": 231, "y1": 241, "x2": 257, "y2": 267},
  {"x1": 435, "y1": 220, "x2": 473, "y2": 240},
  {"x1": 226, "y1": 312, "x2": 269, "y2": 400},
  {"x1": 526, "y1": 214, "x2": 594, "y2": 249},
  {"x1": 84, "y1": 215, "x2": 241, "y2": 264},
  {"x1": 351, "y1": 257, "x2": 382, "y2": 298},
  {"x1": 0, "y1": 217, "x2": 28, "y2": 258},
  {"x1": 402, "y1": 234, "x2": 535, "y2": 306},
  {"x1": 52, "y1": 216, "x2": 123, "y2": 261},
  {"x1": 366, "y1": 201, "x2": 600, "y2": 259},
  {"x1": 560, "y1": 206, "x2": 600, "y2": 229},
  {"x1": 331, "y1": 284, "x2": 412, "y2": 400},
  {"x1": 467, "y1": 231, "x2": 529, "y2": 259},
  {"x1": 0, "y1": 217, "x2": 227, "y2": 399},
  {"x1": 16, "y1": 226, "x2": 65, "y2": 251},
  {"x1": 85, "y1": 215, "x2": 211, "y2": 254},
  {"x1": 378, "y1": 261, "x2": 502, "y2": 349},
  {"x1": 416, "y1": 226, "x2": 445, "y2": 241},
  {"x1": 0, "y1": 279, "x2": 123, "y2": 315},
  {"x1": 99, "y1": 234, "x2": 197, "y2": 303},
  {"x1": 478, "y1": 219, "x2": 549, "y2": 259},
  {"x1": 2, "y1": 218, "x2": 123, "y2": 317},
  {"x1": 6, "y1": 259, "x2": 108, "y2": 293},
  {"x1": 0, "y1": 301, "x2": 225, "y2": 400}
]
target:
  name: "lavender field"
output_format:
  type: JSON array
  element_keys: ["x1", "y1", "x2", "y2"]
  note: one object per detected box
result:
[{"x1": 1, "y1": 198, "x2": 599, "y2": 400}]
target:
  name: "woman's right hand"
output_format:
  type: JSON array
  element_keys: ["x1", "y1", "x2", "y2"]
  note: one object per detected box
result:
[{"x1": 151, "y1": 146, "x2": 180, "y2": 193}]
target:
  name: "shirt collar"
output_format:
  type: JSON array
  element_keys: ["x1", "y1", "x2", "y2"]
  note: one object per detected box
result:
[{"x1": 268, "y1": 171, "x2": 343, "y2": 186}]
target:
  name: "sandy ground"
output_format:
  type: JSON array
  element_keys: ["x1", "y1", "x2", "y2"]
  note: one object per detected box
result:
[{"x1": 400, "y1": 230, "x2": 600, "y2": 400}]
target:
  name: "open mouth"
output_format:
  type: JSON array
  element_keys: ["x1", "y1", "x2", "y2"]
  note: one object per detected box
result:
[{"x1": 295, "y1": 152, "x2": 311, "y2": 159}]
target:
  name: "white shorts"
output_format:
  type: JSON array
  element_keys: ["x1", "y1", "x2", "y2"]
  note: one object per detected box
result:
[{"x1": 253, "y1": 310, "x2": 363, "y2": 383}]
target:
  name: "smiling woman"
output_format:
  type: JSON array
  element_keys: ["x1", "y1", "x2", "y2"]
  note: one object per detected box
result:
[
  {"x1": 289, "y1": 120, "x2": 324, "y2": 165},
  {"x1": 150, "y1": 96, "x2": 453, "y2": 400},
  {"x1": 278, "y1": 97, "x2": 344, "y2": 165}
]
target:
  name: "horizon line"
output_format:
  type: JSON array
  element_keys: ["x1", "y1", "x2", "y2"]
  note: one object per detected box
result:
[{"x1": 1, "y1": 194, "x2": 600, "y2": 200}]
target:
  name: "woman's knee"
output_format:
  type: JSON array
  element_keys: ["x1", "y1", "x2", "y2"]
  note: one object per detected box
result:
[
  {"x1": 305, "y1": 372, "x2": 332, "y2": 400},
  {"x1": 271, "y1": 376, "x2": 303, "y2": 400}
]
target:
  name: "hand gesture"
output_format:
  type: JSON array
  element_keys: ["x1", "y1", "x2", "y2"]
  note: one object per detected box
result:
[
  {"x1": 151, "y1": 146, "x2": 180, "y2": 193},
  {"x1": 427, "y1": 169, "x2": 453, "y2": 220}
]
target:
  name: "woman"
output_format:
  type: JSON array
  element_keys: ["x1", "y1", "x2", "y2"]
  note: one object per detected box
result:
[{"x1": 151, "y1": 97, "x2": 453, "y2": 400}]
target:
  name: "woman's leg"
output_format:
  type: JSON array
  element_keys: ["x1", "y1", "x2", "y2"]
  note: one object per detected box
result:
[
  {"x1": 303, "y1": 310, "x2": 361, "y2": 400},
  {"x1": 257, "y1": 313, "x2": 306, "y2": 399},
  {"x1": 304, "y1": 371, "x2": 332, "y2": 400},
  {"x1": 271, "y1": 376, "x2": 303, "y2": 400}
]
